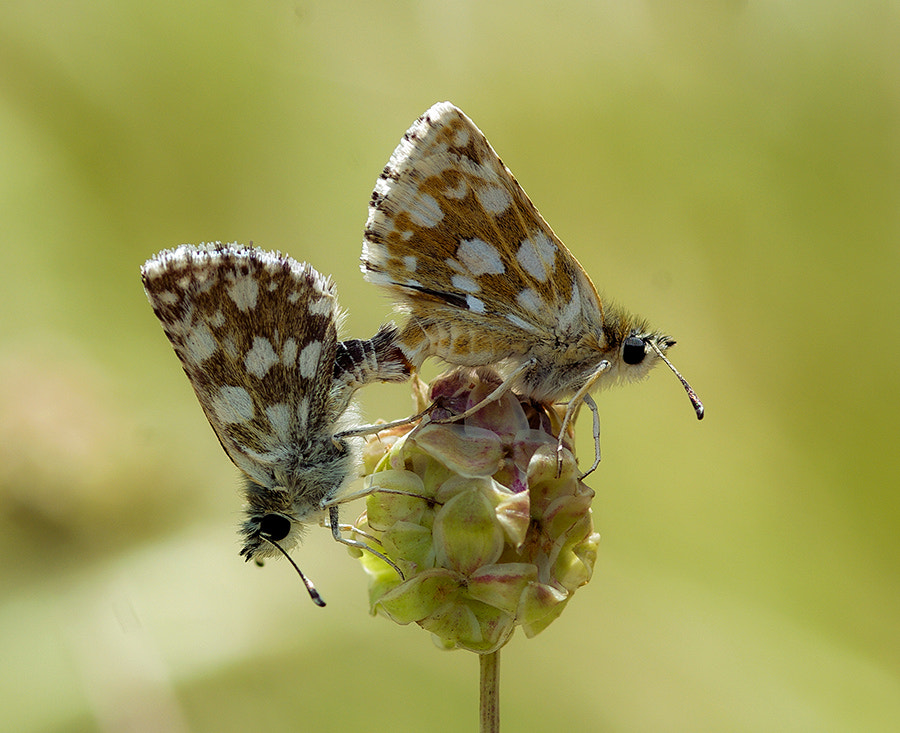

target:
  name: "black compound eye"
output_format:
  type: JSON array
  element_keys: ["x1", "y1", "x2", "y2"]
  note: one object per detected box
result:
[
  {"x1": 622, "y1": 336, "x2": 647, "y2": 365},
  {"x1": 258, "y1": 513, "x2": 291, "y2": 542}
]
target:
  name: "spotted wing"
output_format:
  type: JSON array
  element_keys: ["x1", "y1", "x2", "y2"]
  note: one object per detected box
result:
[
  {"x1": 142, "y1": 243, "x2": 340, "y2": 487},
  {"x1": 362, "y1": 102, "x2": 604, "y2": 367}
]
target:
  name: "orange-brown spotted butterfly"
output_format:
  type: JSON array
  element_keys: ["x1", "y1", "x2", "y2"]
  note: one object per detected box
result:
[{"x1": 361, "y1": 102, "x2": 702, "y2": 474}]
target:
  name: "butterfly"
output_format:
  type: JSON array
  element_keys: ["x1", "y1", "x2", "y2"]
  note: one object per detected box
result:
[
  {"x1": 361, "y1": 102, "x2": 702, "y2": 473},
  {"x1": 142, "y1": 243, "x2": 409, "y2": 604}
]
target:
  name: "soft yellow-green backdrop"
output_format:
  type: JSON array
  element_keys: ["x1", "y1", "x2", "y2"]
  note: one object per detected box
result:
[{"x1": 2, "y1": 2, "x2": 897, "y2": 731}]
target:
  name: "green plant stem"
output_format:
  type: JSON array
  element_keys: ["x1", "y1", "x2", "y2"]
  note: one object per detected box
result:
[{"x1": 479, "y1": 650, "x2": 500, "y2": 732}]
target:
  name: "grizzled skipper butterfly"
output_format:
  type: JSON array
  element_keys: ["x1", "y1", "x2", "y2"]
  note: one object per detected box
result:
[{"x1": 362, "y1": 103, "x2": 702, "y2": 474}]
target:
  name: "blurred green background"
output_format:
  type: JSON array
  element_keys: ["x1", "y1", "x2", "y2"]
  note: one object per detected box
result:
[{"x1": 2, "y1": 1, "x2": 898, "y2": 731}]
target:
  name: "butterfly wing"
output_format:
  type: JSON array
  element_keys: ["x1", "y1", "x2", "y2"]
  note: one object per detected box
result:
[
  {"x1": 142, "y1": 243, "x2": 342, "y2": 489},
  {"x1": 362, "y1": 102, "x2": 605, "y2": 371}
]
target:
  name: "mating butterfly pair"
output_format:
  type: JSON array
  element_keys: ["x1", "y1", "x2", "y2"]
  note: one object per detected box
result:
[{"x1": 142, "y1": 102, "x2": 701, "y2": 604}]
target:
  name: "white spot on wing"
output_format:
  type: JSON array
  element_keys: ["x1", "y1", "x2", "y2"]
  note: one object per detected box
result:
[
  {"x1": 227, "y1": 277, "x2": 259, "y2": 311},
  {"x1": 466, "y1": 295, "x2": 486, "y2": 313},
  {"x1": 183, "y1": 322, "x2": 217, "y2": 364},
  {"x1": 211, "y1": 386, "x2": 255, "y2": 424},
  {"x1": 364, "y1": 270, "x2": 395, "y2": 287},
  {"x1": 282, "y1": 337, "x2": 298, "y2": 366},
  {"x1": 451, "y1": 274, "x2": 480, "y2": 293},
  {"x1": 265, "y1": 402, "x2": 292, "y2": 444},
  {"x1": 444, "y1": 257, "x2": 464, "y2": 274},
  {"x1": 457, "y1": 238, "x2": 505, "y2": 276},
  {"x1": 409, "y1": 192, "x2": 444, "y2": 228},
  {"x1": 516, "y1": 232, "x2": 557, "y2": 283},
  {"x1": 244, "y1": 337, "x2": 279, "y2": 378},
  {"x1": 296, "y1": 395, "x2": 310, "y2": 432},
  {"x1": 298, "y1": 341, "x2": 323, "y2": 378},
  {"x1": 403, "y1": 255, "x2": 418, "y2": 273},
  {"x1": 516, "y1": 288, "x2": 545, "y2": 312},
  {"x1": 475, "y1": 184, "x2": 511, "y2": 214},
  {"x1": 208, "y1": 309, "x2": 226, "y2": 328},
  {"x1": 558, "y1": 278, "x2": 583, "y2": 331}
]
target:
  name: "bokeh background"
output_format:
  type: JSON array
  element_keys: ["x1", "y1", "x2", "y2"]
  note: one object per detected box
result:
[{"x1": 2, "y1": 2, "x2": 898, "y2": 731}]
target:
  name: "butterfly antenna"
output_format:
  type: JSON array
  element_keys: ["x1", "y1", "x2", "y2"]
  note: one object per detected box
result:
[
  {"x1": 259, "y1": 536, "x2": 326, "y2": 607},
  {"x1": 649, "y1": 341, "x2": 705, "y2": 420}
]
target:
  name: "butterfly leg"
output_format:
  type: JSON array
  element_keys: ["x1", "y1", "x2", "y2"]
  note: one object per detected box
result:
[
  {"x1": 556, "y1": 361, "x2": 610, "y2": 477},
  {"x1": 328, "y1": 505, "x2": 405, "y2": 580},
  {"x1": 578, "y1": 393, "x2": 602, "y2": 479},
  {"x1": 334, "y1": 402, "x2": 436, "y2": 440},
  {"x1": 331, "y1": 481, "x2": 435, "y2": 505},
  {"x1": 335, "y1": 522, "x2": 382, "y2": 545},
  {"x1": 428, "y1": 359, "x2": 536, "y2": 425}
]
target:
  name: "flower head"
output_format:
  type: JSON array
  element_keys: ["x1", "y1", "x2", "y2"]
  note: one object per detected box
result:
[{"x1": 355, "y1": 368, "x2": 600, "y2": 654}]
